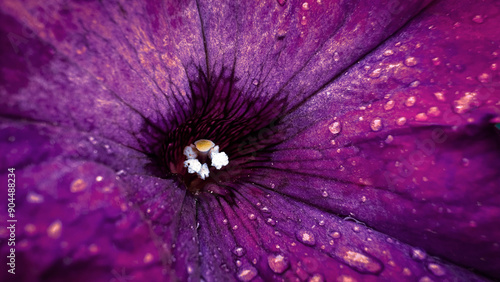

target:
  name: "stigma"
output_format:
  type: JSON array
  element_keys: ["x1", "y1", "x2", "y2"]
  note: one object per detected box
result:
[{"x1": 183, "y1": 139, "x2": 229, "y2": 179}]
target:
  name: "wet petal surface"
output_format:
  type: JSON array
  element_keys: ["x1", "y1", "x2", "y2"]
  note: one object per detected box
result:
[{"x1": 1, "y1": 0, "x2": 499, "y2": 281}]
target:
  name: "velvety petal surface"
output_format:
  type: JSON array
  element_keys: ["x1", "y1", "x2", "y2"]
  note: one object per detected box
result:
[
  {"x1": 196, "y1": 0, "x2": 432, "y2": 111},
  {"x1": 268, "y1": 0, "x2": 500, "y2": 277},
  {"x1": 1, "y1": 0, "x2": 499, "y2": 281},
  {"x1": 0, "y1": 0, "x2": 206, "y2": 149}
]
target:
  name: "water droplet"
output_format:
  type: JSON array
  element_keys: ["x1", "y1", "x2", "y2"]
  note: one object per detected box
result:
[
  {"x1": 47, "y1": 220, "x2": 62, "y2": 239},
  {"x1": 477, "y1": 73, "x2": 490, "y2": 83},
  {"x1": 419, "y1": 276, "x2": 434, "y2": 282},
  {"x1": 353, "y1": 225, "x2": 361, "y2": 232},
  {"x1": 277, "y1": 0, "x2": 287, "y2": 6},
  {"x1": 223, "y1": 219, "x2": 228, "y2": 225},
  {"x1": 301, "y1": 2, "x2": 309, "y2": 10},
  {"x1": 411, "y1": 248, "x2": 427, "y2": 260},
  {"x1": 248, "y1": 213, "x2": 256, "y2": 220},
  {"x1": 472, "y1": 15, "x2": 484, "y2": 23},
  {"x1": 433, "y1": 92, "x2": 445, "y2": 101},
  {"x1": 426, "y1": 107, "x2": 441, "y2": 117},
  {"x1": 329, "y1": 121, "x2": 341, "y2": 134},
  {"x1": 453, "y1": 92, "x2": 477, "y2": 114},
  {"x1": 309, "y1": 273, "x2": 324, "y2": 282},
  {"x1": 70, "y1": 179, "x2": 87, "y2": 193},
  {"x1": 95, "y1": 176, "x2": 103, "y2": 182},
  {"x1": 361, "y1": 195, "x2": 367, "y2": 202},
  {"x1": 403, "y1": 267, "x2": 412, "y2": 276},
  {"x1": 340, "y1": 250, "x2": 382, "y2": 274},
  {"x1": 261, "y1": 206, "x2": 270, "y2": 213},
  {"x1": 333, "y1": 52, "x2": 340, "y2": 62},
  {"x1": 491, "y1": 63, "x2": 498, "y2": 71},
  {"x1": 26, "y1": 192, "x2": 44, "y2": 203},
  {"x1": 415, "y1": 113, "x2": 428, "y2": 121},
  {"x1": 252, "y1": 79, "x2": 259, "y2": 86},
  {"x1": 410, "y1": 80, "x2": 420, "y2": 87},
  {"x1": 383, "y1": 49, "x2": 394, "y2": 56},
  {"x1": 88, "y1": 136, "x2": 97, "y2": 145},
  {"x1": 232, "y1": 225, "x2": 238, "y2": 230},
  {"x1": 266, "y1": 218, "x2": 276, "y2": 226},
  {"x1": 405, "y1": 56, "x2": 417, "y2": 67},
  {"x1": 318, "y1": 220, "x2": 325, "y2": 226},
  {"x1": 233, "y1": 246, "x2": 246, "y2": 257},
  {"x1": 369, "y1": 68, "x2": 382, "y2": 78},
  {"x1": 296, "y1": 229, "x2": 316, "y2": 246},
  {"x1": 370, "y1": 118, "x2": 383, "y2": 131},
  {"x1": 427, "y1": 263, "x2": 446, "y2": 276},
  {"x1": 384, "y1": 100, "x2": 395, "y2": 111},
  {"x1": 322, "y1": 190, "x2": 329, "y2": 197},
  {"x1": 237, "y1": 266, "x2": 257, "y2": 281},
  {"x1": 385, "y1": 135, "x2": 394, "y2": 144},
  {"x1": 431, "y1": 57, "x2": 441, "y2": 66},
  {"x1": 301, "y1": 16, "x2": 307, "y2": 25},
  {"x1": 405, "y1": 96, "x2": 416, "y2": 107},
  {"x1": 462, "y1": 158, "x2": 470, "y2": 167},
  {"x1": 396, "y1": 117, "x2": 407, "y2": 126},
  {"x1": 330, "y1": 232, "x2": 341, "y2": 238},
  {"x1": 268, "y1": 254, "x2": 289, "y2": 274}
]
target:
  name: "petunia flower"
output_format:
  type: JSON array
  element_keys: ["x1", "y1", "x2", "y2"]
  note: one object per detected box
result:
[{"x1": 1, "y1": 0, "x2": 499, "y2": 281}]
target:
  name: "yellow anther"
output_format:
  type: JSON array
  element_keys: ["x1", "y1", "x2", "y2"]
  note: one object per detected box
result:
[{"x1": 194, "y1": 139, "x2": 215, "y2": 152}]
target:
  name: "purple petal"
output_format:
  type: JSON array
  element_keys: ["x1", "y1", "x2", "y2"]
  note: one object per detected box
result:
[{"x1": 269, "y1": 0, "x2": 500, "y2": 277}]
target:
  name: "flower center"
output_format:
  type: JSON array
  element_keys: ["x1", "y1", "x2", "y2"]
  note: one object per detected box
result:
[
  {"x1": 143, "y1": 68, "x2": 287, "y2": 195},
  {"x1": 183, "y1": 139, "x2": 229, "y2": 180}
]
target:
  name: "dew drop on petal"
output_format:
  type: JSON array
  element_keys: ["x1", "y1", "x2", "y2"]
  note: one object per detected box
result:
[
  {"x1": 248, "y1": 213, "x2": 256, "y2": 220},
  {"x1": 333, "y1": 52, "x2": 340, "y2": 62},
  {"x1": 322, "y1": 190, "x2": 329, "y2": 197},
  {"x1": 71, "y1": 178, "x2": 87, "y2": 193},
  {"x1": 426, "y1": 107, "x2": 441, "y2": 117},
  {"x1": 384, "y1": 100, "x2": 395, "y2": 111},
  {"x1": 428, "y1": 263, "x2": 446, "y2": 276},
  {"x1": 266, "y1": 218, "x2": 276, "y2": 226},
  {"x1": 415, "y1": 113, "x2": 428, "y2": 121},
  {"x1": 330, "y1": 231, "x2": 341, "y2": 239},
  {"x1": 252, "y1": 79, "x2": 259, "y2": 86},
  {"x1": 405, "y1": 96, "x2": 416, "y2": 107},
  {"x1": 385, "y1": 135, "x2": 394, "y2": 144},
  {"x1": 433, "y1": 92, "x2": 445, "y2": 101},
  {"x1": 296, "y1": 229, "x2": 316, "y2": 246},
  {"x1": 233, "y1": 246, "x2": 246, "y2": 257},
  {"x1": 47, "y1": 220, "x2": 62, "y2": 239},
  {"x1": 277, "y1": 0, "x2": 287, "y2": 6},
  {"x1": 491, "y1": 63, "x2": 498, "y2": 71},
  {"x1": 383, "y1": 49, "x2": 394, "y2": 56},
  {"x1": 329, "y1": 121, "x2": 341, "y2": 134},
  {"x1": 369, "y1": 68, "x2": 382, "y2": 78},
  {"x1": 370, "y1": 118, "x2": 383, "y2": 131},
  {"x1": 27, "y1": 192, "x2": 44, "y2": 203},
  {"x1": 301, "y1": 2, "x2": 309, "y2": 10},
  {"x1": 477, "y1": 73, "x2": 490, "y2": 83},
  {"x1": 404, "y1": 56, "x2": 417, "y2": 67},
  {"x1": 340, "y1": 250, "x2": 382, "y2": 274},
  {"x1": 411, "y1": 248, "x2": 427, "y2": 261},
  {"x1": 396, "y1": 117, "x2": 407, "y2": 126},
  {"x1": 472, "y1": 14, "x2": 484, "y2": 23},
  {"x1": 237, "y1": 266, "x2": 258, "y2": 281},
  {"x1": 268, "y1": 254, "x2": 289, "y2": 274},
  {"x1": 419, "y1": 276, "x2": 434, "y2": 282},
  {"x1": 308, "y1": 274, "x2": 324, "y2": 282},
  {"x1": 432, "y1": 57, "x2": 441, "y2": 66}
]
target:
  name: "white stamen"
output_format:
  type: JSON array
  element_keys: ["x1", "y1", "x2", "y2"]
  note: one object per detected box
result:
[
  {"x1": 210, "y1": 146, "x2": 229, "y2": 170},
  {"x1": 198, "y1": 163, "x2": 209, "y2": 180},
  {"x1": 183, "y1": 145, "x2": 197, "y2": 159},
  {"x1": 183, "y1": 139, "x2": 229, "y2": 179},
  {"x1": 184, "y1": 159, "x2": 202, "y2": 174}
]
